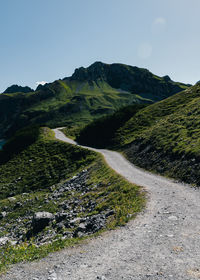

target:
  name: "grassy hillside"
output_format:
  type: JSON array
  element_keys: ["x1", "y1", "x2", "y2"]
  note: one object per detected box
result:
[
  {"x1": 0, "y1": 127, "x2": 145, "y2": 273},
  {"x1": 122, "y1": 84, "x2": 200, "y2": 185},
  {"x1": 0, "y1": 62, "x2": 190, "y2": 139},
  {"x1": 77, "y1": 84, "x2": 200, "y2": 186},
  {"x1": 76, "y1": 104, "x2": 148, "y2": 148},
  {"x1": 0, "y1": 79, "x2": 150, "y2": 139},
  {"x1": 0, "y1": 126, "x2": 96, "y2": 199},
  {"x1": 116, "y1": 84, "x2": 200, "y2": 147}
]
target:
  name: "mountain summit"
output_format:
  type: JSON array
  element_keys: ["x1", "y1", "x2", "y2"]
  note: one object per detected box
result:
[
  {"x1": 70, "y1": 61, "x2": 190, "y2": 100},
  {"x1": 71, "y1": 61, "x2": 109, "y2": 81},
  {"x1": 3, "y1": 84, "x2": 34, "y2": 94}
]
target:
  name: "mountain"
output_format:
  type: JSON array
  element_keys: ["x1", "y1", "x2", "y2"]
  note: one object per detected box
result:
[
  {"x1": 0, "y1": 62, "x2": 190, "y2": 138},
  {"x1": 3, "y1": 84, "x2": 34, "y2": 94},
  {"x1": 77, "y1": 83, "x2": 200, "y2": 186},
  {"x1": 70, "y1": 62, "x2": 190, "y2": 101}
]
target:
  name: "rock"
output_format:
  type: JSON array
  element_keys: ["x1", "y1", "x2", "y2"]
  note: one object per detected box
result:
[
  {"x1": 77, "y1": 223, "x2": 87, "y2": 232},
  {"x1": 8, "y1": 197, "x2": 16, "y2": 202},
  {"x1": 74, "y1": 222, "x2": 87, "y2": 237},
  {"x1": 0, "y1": 211, "x2": 7, "y2": 219},
  {"x1": 55, "y1": 212, "x2": 69, "y2": 223},
  {"x1": 10, "y1": 240, "x2": 18, "y2": 246},
  {"x1": 14, "y1": 202, "x2": 22, "y2": 209},
  {"x1": 56, "y1": 222, "x2": 65, "y2": 232},
  {"x1": 86, "y1": 214, "x2": 106, "y2": 233},
  {"x1": 0, "y1": 237, "x2": 10, "y2": 246},
  {"x1": 69, "y1": 217, "x2": 82, "y2": 227},
  {"x1": 63, "y1": 231, "x2": 73, "y2": 238},
  {"x1": 105, "y1": 210, "x2": 115, "y2": 217},
  {"x1": 32, "y1": 212, "x2": 54, "y2": 233}
]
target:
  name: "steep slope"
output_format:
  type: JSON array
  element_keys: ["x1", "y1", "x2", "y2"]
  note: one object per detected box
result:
[
  {"x1": 78, "y1": 84, "x2": 200, "y2": 185},
  {"x1": 0, "y1": 62, "x2": 190, "y2": 138},
  {"x1": 122, "y1": 84, "x2": 200, "y2": 185},
  {"x1": 0, "y1": 126, "x2": 96, "y2": 199},
  {"x1": 76, "y1": 104, "x2": 148, "y2": 148}
]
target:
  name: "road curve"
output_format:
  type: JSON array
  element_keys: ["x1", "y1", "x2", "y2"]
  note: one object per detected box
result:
[{"x1": 2, "y1": 128, "x2": 200, "y2": 280}]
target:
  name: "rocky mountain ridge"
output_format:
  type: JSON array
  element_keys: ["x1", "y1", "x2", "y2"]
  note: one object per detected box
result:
[{"x1": 69, "y1": 61, "x2": 191, "y2": 100}]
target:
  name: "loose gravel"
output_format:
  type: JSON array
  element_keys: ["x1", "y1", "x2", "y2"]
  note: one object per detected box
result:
[{"x1": 1, "y1": 128, "x2": 200, "y2": 280}]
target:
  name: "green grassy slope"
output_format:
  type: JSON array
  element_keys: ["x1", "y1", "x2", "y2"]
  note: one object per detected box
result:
[
  {"x1": 117, "y1": 84, "x2": 200, "y2": 147},
  {"x1": 0, "y1": 126, "x2": 144, "y2": 273},
  {"x1": 76, "y1": 104, "x2": 148, "y2": 148},
  {"x1": 77, "y1": 84, "x2": 200, "y2": 186},
  {"x1": 0, "y1": 127, "x2": 96, "y2": 199},
  {"x1": 122, "y1": 85, "x2": 200, "y2": 185},
  {"x1": 0, "y1": 62, "x2": 190, "y2": 139},
  {"x1": 0, "y1": 79, "x2": 150, "y2": 139}
]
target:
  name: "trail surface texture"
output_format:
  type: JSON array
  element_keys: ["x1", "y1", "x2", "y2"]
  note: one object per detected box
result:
[{"x1": 2, "y1": 128, "x2": 200, "y2": 280}]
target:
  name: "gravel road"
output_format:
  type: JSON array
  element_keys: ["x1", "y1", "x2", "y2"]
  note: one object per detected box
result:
[{"x1": 2, "y1": 128, "x2": 200, "y2": 280}]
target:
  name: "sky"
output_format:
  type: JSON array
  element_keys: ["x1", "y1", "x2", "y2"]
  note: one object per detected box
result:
[{"x1": 0, "y1": 0, "x2": 200, "y2": 92}]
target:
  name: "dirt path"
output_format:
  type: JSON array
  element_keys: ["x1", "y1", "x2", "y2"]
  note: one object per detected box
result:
[{"x1": 2, "y1": 128, "x2": 200, "y2": 280}]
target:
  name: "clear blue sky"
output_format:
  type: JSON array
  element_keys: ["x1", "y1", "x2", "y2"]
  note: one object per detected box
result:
[{"x1": 0, "y1": 0, "x2": 200, "y2": 92}]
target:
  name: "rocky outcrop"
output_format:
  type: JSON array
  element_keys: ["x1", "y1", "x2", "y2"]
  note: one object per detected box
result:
[{"x1": 0, "y1": 169, "x2": 115, "y2": 247}]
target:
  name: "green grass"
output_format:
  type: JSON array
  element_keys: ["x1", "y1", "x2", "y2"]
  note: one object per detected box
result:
[
  {"x1": 114, "y1": 85, "x2": 199, "y2": 146},
  {"x1": 76, "y1": 104, "x2": 148, "y2": 148},
  {"x1": 0, "y1": 127, "x2": 96, "y2": 199},
  {"x1": 0, "y1": 79, "x2": 149, "y2": 139},
  {"x1": 0, "y1": 127, "x2": 145, "y2": 274},
  {"x1": 77, "y1": 84, "x2": 200, "y2": 186},
  {"x1": 87, "y1": 156, "x2": 144, "y2": 227},
  {"x1": 0, "y1": 238, "x2": 85, "y2": 274},
  {"x1": 117, "y1": 84, "x2": 200, "y2": 154}
]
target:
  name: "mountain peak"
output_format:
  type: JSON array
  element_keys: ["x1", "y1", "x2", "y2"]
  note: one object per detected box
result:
[
  {"x1": 3, "y1": 84, "x2": 34, "y2": 94},
  {"x1": 71, "y1": 61, "x2": 108, "y2": 81},
  {"x1": 88, "y1": 61, "x2": 106, "y2": 68},
  {"x1": 69, "y1": 61, "x2": 191, "y2": 96}
]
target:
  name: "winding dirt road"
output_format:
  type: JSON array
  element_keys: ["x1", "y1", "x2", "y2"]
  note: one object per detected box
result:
[{"x1": 2, "y1": 128, "x2": 200, "y2": 280}]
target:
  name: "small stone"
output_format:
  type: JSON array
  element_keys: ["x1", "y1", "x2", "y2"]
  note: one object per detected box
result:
[
  {"x1": 0, "y1": 211, "x2": 7, "y2": 219},
  {"x1": 0, "y1": 237, "x2": 10, "y2": 246},
  {"x1": 14, "y1": 202, "x2": 22, "y2": 209},
  {"x1": 105, "y1": 210, "x2": 115, "y2": 217},
  {"x1": 55, "y1": 212, "x2": 69, "y2": 222},
  {"x1": 78, "y1": 223, "x2": 87, "y2": 231},
  {"x1": 69, "y1": 217, "x2": 81, "y2": 227},
  {"x1": 8, "y1": 197, "x2": 16, "y2": 202}
]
